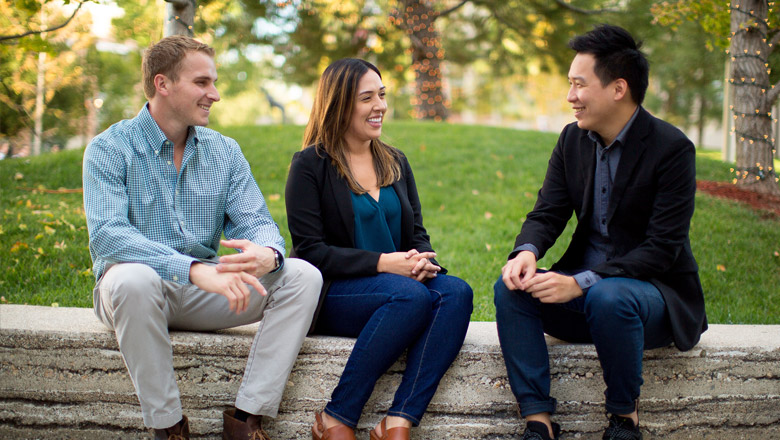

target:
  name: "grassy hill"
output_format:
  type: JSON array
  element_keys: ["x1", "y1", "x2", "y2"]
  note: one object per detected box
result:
[{"x1": 1, "y1": 122, "x2": 777, "y2": 323}]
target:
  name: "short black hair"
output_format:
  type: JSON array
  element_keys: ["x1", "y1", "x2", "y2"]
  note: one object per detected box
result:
[{"x1": 568, "y1": 24, "x2": 649, "y2": 105}]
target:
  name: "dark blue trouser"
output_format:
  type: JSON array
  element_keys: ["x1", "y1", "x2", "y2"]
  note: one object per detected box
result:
[
  {"x1": 316, "y1": 273, "x2": 473, "y2": 427},
  {"x1": 494, "y1": 275, "x2": 673, "y2": 416}
]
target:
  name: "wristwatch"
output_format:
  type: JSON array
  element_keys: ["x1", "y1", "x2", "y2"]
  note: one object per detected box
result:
[{"x1": 270, "y1": 248, "x2": 282, "y2": 272}]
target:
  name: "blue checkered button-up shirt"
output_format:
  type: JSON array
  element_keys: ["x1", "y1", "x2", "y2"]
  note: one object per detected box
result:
[{"x1": 83, "y1": 104, "x2": 285, "y2": 283}]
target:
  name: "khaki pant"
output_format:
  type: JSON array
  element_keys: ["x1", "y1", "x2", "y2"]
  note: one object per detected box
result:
[{"x1": 93, "y1": 259, "x2": 321, "y2": 429}]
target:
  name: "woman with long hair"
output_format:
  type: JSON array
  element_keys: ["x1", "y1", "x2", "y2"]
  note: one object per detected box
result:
[{"x1": 285, "y1": 58, "x2": 473, "y2": 440}]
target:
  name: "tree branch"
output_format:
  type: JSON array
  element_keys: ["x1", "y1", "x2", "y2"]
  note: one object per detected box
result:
[
  {"x1": 0, "y1": 2, "x2": 83, "y2": 43},
  {"x1": 767, "y1": 80, "x2": 780, "y2": 107},
  {"x1": 552, "y1": 0, "x2": 621, "y2": 15},
  {"x1": 769, "y1": 31, "x2": 780, "y2": 50},
  {"x1": 439, "y1": 0, "x2": 470, "y2": 18}
]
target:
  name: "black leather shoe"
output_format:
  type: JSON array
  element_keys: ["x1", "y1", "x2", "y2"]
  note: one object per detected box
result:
[
  {"x1": 602, "y1": 414, "x2": 642, "y2": 440},
  {"x1": 521, "y1": 420, "x2": 561, "y2": 440},
  {"x1": 152, "y1": 415, "x2": 189, "y2": 440}
]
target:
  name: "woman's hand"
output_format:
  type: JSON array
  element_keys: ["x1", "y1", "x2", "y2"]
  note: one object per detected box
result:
[{"x1": 377, "y1": 249, "x2": 440, "y2": 281}]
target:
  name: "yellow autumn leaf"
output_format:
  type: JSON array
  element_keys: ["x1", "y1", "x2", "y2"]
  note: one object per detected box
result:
[
  {"x1": 485, "y1": 243, "x2": 492, "y2": 251},
  {"x1": 19, "y1": 224, "x2": 27, "y2": 230},
  {"x1": 716, "y1": 264, "x2": 726, "y2": 272},
  {"x1": 35, "y1": 233, "x2": 44, "y2": 240},
  {"x1": 267, "y1": 194, "x2": 281, "y2": 201},
  {"x1": 54, "y1": 241, "x2": 67, "y2": 250},
  {"x1": 14, "y1": 172, "x2": 23, "y2": 180},
  {"x1": 0, "y1": 225, "x2": 4, "y2": 234},
  {"x1": 44, "y1": 226, "x2": 55, "y2": 235},
  {"x1": 484, "y1": 211, "x2": 493, "y2": 219},
  {"x1": 10, "y1": 242, "x2": 28, "y2": 252},
  {"x1": 26, "y1": 200, "x2": 32, "y2": 208},
  {"x1": 496, "y1": 170, "x2": 504, "y2": 179},
  {"x1": 37, "y1": 247, "x2": 45, "y2": 255},
  {"x1": 51, "y1": 303, "x2": 59, "y2": 308}
]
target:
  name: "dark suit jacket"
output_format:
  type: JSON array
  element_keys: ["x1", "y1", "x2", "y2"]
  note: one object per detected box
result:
[
  {"x1": 285, "y1": 145, "x2": 443, "y2": 330},
  {"x1": 513, "y1": 107, "x2": 707, "y2": 351}
]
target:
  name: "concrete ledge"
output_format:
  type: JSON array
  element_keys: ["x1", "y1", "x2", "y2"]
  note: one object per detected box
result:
[{"x1": 1, "y1": 304, "x2": 779, "y2": 439}]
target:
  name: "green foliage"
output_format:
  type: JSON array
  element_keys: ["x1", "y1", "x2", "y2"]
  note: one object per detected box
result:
[
  {"x1": 650, "y1": 0, "x2": 731, "y2": 51},
  {"x1": 1, "y1": 124, "x2": 778, "y2": 323},
  {"x1": 0, "y1": 1, "x2": 94, "y2": 143}
]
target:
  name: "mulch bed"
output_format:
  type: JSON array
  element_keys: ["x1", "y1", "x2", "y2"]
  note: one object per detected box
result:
[{"x1": 697, "y1": 180, "x2": 780, "y2": 218}]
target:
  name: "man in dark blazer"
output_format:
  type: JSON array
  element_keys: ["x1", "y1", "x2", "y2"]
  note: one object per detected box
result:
[{"x1": 494, "y1": 25, "x2": 706, "y2": 440}]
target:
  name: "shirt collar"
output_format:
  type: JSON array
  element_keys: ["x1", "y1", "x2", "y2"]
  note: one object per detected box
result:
[
  {"x1": 138, "y1": 103, "x2": 200, "y2": 154},
  {"x1": 588, "y1": 105, "x2": 641, "y2": 149}
]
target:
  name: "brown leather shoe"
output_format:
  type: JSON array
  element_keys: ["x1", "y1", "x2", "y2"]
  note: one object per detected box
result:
[
  {"x1": 152, "y1": 415, "x2": 189, "y2": 440},
  {"x1": 369, "y1": 417, "x2": 410, "y2": 440},
  {"x1": 223, "y1": 408, "x2": 270, "y2": 440},
  {"x1": 311, "y1": 411, "x2": 356, "y2": 440}
]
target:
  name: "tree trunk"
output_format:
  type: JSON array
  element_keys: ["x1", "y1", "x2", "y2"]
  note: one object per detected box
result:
[
  {"x1": 164, "y1": 0, "x2": 195, "y2": 37},
  {"x1": 32, "y1": 51, "x2": 45, "y2": 156},
  {"x1": 729, "y1": 0, "x2": 780, "y2": 195},
  {"x1": 395, "y1": 0, "x2": 449, "y2": 121},
  {"x1": 32, "y1": 5, "x2": 47, "y2": 156}
]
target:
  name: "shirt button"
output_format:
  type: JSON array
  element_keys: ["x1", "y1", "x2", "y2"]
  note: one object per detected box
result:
[
  {"x1": 601, "y1": 155, "x2": 607, "y2": 161},
  {"x1": 173, "y1": 275, "x2": 178, "y2": 281},
  {"x1": 175, "y1": 190, "x2": 179, "y2": 195},
  {"x1": 601, "y1": 219, "x2": 607, "y2": 225},
  {"x1": 602, "y1": 187, "x2": 607, "y2": 194}
]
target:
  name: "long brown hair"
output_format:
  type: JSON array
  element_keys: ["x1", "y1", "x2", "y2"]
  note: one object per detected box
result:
[{"x1": 302, "y1": 58, "x2": 401, "y2": 194}]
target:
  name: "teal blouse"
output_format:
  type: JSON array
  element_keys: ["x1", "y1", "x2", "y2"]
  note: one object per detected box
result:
[{"x1": 350, "y1": 186, "x2": 402, "y2": 253}]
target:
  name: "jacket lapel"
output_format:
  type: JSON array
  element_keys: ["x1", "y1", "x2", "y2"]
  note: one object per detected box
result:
[
  {"x1": 607, "y1": 107, "x2": 651, "y2": 223},
  {"x1": 325, "y1": 158, "x2": 357, "y2": 247},
  {"x1": 579, "y1": 131, "x2": 597, "y2": 222}
]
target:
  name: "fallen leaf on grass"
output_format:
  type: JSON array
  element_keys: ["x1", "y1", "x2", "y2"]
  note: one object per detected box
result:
[
  {"x1": 484, "y1": 211, "x2": 493, "y2": 219},
  {"x1": 267, "y1": 194, "x2": 281, "y2": 201},
  {"x1": 54, "y1": 241, "x2": 67, "y2": 250},
  {"x1": 716, "y1": 264, "x2": 726, "y2": 272},
  {"x1": 0, "y1": 296, "x2": 7, "y2": 303},
  {"x1": 51, "y1": 303, "x2": 59, "y2": 308},
  {"x1": 10, "y1": 242, "x2": 28, "y2": 252},
  {"x1": 485, "y1": 243, "x2": 492, "y2": 251},
  {"x1": 496, "y1": 170, "x2": 504, "y2": 179},
  {"x1": 14, "y1": 173, "x2": 23, "y2": 180},
  {"x1": 44, "y1": 226, "x2": 55, "y2": 235},
  {"x1": 19, "y1": 224, "x2": 27, "y2": 230}
]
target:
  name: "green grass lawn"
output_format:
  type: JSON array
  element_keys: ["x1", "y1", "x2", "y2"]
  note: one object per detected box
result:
[{"x1": 1, "y1": 122, "x2": 778, "y2": 323}]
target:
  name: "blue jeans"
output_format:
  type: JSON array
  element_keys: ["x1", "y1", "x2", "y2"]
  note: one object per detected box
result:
[
  {"x1": 494, "y1": 275, "x2": 673, "y2": 416},
  {"x1": 315, "y1": 273, "x2": 473, "y2": 427}
]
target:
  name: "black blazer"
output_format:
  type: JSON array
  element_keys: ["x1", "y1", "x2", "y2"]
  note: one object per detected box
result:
[
  {"x1": 513, "y1": 107, "x2": 707, "y2": 351},
  {"x1": 285, "y1": 145, "x2": 443, "y2": 329}
]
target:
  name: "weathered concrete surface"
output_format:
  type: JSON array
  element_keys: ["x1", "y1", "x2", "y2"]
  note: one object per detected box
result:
[{"x1": 1, "y1": 304, "x2": 778, "y2": 439}]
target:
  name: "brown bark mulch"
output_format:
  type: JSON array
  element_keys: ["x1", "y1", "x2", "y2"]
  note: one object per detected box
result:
[{"x1": 697, "y1": 180, "x2": 780, "y2": 218}]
